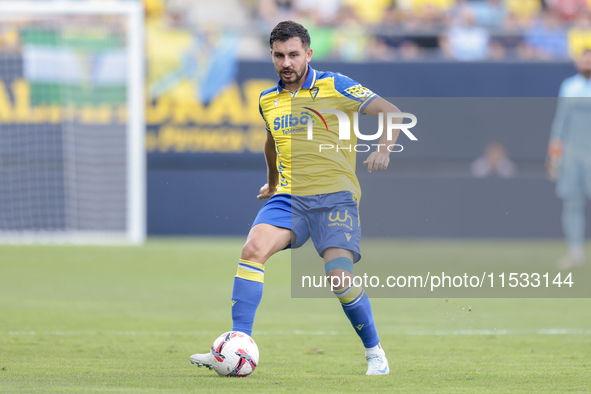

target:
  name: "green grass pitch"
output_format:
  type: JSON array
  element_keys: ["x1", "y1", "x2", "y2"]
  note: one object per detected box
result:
[{"x1": 0, "y1": 238, "x2": 590, "y2": 393}]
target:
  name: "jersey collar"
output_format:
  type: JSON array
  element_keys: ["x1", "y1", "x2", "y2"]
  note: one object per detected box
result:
[{"x1": 276, "y1": 64, "x2": 317, "y2": 94}]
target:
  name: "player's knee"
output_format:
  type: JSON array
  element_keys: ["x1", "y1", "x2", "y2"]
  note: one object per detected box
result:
[
  {"x1": 325, "y1": 256, "x2": 355, "y2": 291},
  {"x1": 326, "y1": 269, "x2": 354, "y2": 291},
  {"x1": 241, "y1": 239, "x2": 268, "y2": 265}
]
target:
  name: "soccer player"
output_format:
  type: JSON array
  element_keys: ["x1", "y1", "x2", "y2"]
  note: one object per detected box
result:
[
  {"x1": 191, "y1": 20, "x2": 403, "y2": 375},
  {"x1": 547, "y1": 49, "x2": 591, "y2": 269}
]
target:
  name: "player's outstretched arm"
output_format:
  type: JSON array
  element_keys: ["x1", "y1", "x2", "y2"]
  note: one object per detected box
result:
[
  {"x1": 546, "y1": 139, "x2": 563, "y2": 181},
  {"x1": 257, "y1": 132, "x2": 279, "y2": 199},
  {"x1": 362, "y1": 97, "x2": 402, "y2": 173}
]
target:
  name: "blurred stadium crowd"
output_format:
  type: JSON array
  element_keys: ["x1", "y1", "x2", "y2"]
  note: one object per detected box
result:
[
  {"x1": 147, "y1": 0, "x2": 589, "y2": 61},
  {"x1": 1, "y1": 0, "x2": 591, "y2": 62}
]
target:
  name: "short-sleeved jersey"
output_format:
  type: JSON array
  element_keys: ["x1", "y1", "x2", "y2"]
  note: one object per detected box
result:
[{"x1": 259, "y1": 65, "x2": 378, "y2": 201}]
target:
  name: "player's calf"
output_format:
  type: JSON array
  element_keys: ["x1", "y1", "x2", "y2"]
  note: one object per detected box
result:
[{"x1": 325, "y1": 255, "x2": 387, "y2": 374}]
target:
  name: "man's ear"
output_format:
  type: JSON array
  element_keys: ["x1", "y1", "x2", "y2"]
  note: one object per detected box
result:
[{"x1": 307, "y1": 48, "x2": 314, "y2": 62}]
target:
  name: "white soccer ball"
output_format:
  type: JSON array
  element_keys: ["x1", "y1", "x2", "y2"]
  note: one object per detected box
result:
[{"x1": 210, "y1": 331, "x2": 259, "y2": 377}]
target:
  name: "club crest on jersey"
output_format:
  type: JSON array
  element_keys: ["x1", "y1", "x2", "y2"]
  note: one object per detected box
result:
[{"x1": 310, "y1": 87, "x2": 319, "y2": 100}]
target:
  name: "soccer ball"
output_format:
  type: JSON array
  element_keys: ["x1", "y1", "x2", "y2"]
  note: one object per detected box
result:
[{"x1": 210, "y1": 331, "x2": 259, "y2": 377}]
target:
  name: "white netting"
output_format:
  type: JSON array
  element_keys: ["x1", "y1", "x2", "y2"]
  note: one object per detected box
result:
[{"x1": 0, "y1": 2, "x2": 144, "y2": 244}]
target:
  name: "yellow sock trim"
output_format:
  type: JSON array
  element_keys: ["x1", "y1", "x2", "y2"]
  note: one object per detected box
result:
[
  {"x1": 334, "y1": 285, "x2": 349, "y2": 295},
  {"x1": 335, "y1": 285, "x2": 363, "y2": 304},
  {"x1": 236, "y1": 259, "x2": 265, "y2": 283},
  {"x1": 238, "y1": 259, "x2": 265, "y2": 271}
]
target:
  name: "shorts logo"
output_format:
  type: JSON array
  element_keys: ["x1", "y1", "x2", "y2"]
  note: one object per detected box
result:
[
  {"x1": 329, "y1": 210, "x2": 353, "y2": 230},
  {"x1": 231, "y1": 300, "x2": 237, "y2": 307},
  {"x1": 345, "y1": 233, "x2": 351, "y2": 242},
  {"x1": 356, "y1": 324, "x2": 364, "y2": 331}
]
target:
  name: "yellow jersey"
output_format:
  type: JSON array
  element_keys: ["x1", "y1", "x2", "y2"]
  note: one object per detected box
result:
[{"x1": 259, "y1": 65, "x2": 378, "y2": 201}]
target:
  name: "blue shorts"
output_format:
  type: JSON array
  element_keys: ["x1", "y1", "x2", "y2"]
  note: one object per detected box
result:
[{"x1": 252, "y1": 191, "x2": 361, "y2": 263}]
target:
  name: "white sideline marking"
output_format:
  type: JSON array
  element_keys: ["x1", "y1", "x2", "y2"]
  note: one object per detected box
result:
[{"x1": 2, "y1": 329, "x2": 591, "y2": 336}]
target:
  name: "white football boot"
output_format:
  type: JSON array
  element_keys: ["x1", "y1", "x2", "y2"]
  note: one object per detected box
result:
[
  {"x1": 557, "y1": 254, "x2": 584, "y2": 270},
  {"x1": 190, "y1": 352, "x2": 213, "y2": 370},
  {"x1": 366, "y1": 352, "x2": 390, "y2": 376}
]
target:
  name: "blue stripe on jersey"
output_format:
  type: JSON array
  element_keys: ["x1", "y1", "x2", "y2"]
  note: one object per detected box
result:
[{"x1": 260, "y1": 85, "x2": 277, "y2": 98}]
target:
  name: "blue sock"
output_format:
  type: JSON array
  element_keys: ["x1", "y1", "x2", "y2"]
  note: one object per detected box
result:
[
  {"x1": 334, "y1": 276, "x2": 380, "y2": 348},
  {"x1": 231, "y1": 259, "x2": 265, "y2": 336}
]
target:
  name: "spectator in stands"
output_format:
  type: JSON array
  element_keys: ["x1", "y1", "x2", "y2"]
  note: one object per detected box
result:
[
  {"x1": 345, "y1": 0, "x2": 396, "y2": 25},
  {"x1": 333, "y1": 6, "x2": 371, "y2": 61},
  {"x1": 372, "y1": 6, "x2": 427, "y2": 60},
  {"x1": 471, "y1": 141, "x2": 517, "y2": 178},
  {"x1": 464, "y1": 0, "x2": 504, "y2": 28},
  {"x1": 455, "y1": 0, "x2": 505, "y2": 59},
  {"x1": 294, "y1": 0, "x2": 341, "y2": 24},
  {"x1": 546, "y1": 0, "x2": 590, "y2": 22},
  {"x1": 259, "y1": 0, "x2": 340, "y2": 60},
  {"x1": 488, "y1": 39, "x2": 508, "y2": 60},
  {"x1": 394, "y1": 0, "x2": 454, "y2": 37},
  {"x1": 398, "y1": 40, "x2": 424, "y2": 59},
  {"x1": 305, "y1": 20, "x2": 338, "y2": 60},
  {"x1": 568, "y1": 13, "x2": 591, "y2": 59},
  {"x1": 524, "y1": 10, "x2": 569, "y2": 60},
  {"x1": 258, "y1": 0, "x2": 298, "y2": 26},
  {"x1": 166, "y1": 0, "x2": 250, "y2": 30},
  {"x1": 368, "y1": 36, "x2": 398, "y2": 61},
  {"x1": 440, "y1": 10, "x2": 490, "y2": 61},
  {"x1": 505, "y1": 0, "x2": 541, "y2": 27},
  {"x1": 492, "y1": 12, "x2": 530, "y2": 60},
  {"x1": 399, "y1": 0, "x2": 456, "y2": 17}
]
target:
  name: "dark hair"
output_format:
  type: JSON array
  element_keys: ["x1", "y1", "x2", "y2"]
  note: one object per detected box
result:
[{"x1": 269, "y1": 21, "x2": 311, "y2": 49}]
